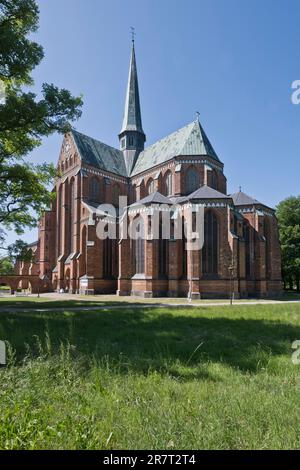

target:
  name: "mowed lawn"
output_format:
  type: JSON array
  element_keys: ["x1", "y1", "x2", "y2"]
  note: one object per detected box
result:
[{"x1": 0, "y1": 299, "x2": 299, "y2": 450}]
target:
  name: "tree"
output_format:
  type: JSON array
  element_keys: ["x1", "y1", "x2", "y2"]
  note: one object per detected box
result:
[
  {"x1": 276, "y1": 196, "x2": 300, "y2": 291},
  {"x1": 0, "y1": 0, "x2": 83, "y2": 256},
  {"x1": 0, "y1": 255, "x2": 14, "y2": 275}
]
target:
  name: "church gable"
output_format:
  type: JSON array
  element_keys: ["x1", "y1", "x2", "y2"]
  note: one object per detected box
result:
[{"x1": 57, "y1": 133, "x2": 80, "y2": 174}]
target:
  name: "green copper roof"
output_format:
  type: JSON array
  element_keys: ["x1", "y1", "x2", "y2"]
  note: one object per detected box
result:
[
  {"x1": 71, "y1": 129, "x2": 127, "y2": 177},
  {"x1": 120, "y1": 42, "x2": 144, "y2": 135},
  {"x1": 131, "y1": 120, "x2": 220, "y2": 176}
]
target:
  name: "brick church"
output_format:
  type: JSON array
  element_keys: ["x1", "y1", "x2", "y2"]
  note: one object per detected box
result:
[{"x1": 18, "y1": 40, "x2": 282, "y2": 298}]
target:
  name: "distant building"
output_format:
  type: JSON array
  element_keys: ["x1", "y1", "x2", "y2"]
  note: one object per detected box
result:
[{"x1": 20, "y1": 41, "x2": 282, "y2": 298}]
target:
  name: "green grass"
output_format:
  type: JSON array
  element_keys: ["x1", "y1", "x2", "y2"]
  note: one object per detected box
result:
[{"x1": 0, "y1": 302, "x2": 299, "y2": 449}]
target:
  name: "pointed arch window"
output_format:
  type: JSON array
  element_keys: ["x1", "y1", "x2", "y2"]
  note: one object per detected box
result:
[
  {"x1": 70, "y1": 179, "x2": 75, "y2": 252},
  {"x1": 202, "y1": 210, "x2": 219, "y2": 275},
  {"x1": 133, "y1": 217, "x2": 145, "y2": 274},
  {"x1": 181, "y1": 217, "x2": 187, "y2": 278},
  {"x1": 57, "y1": 185, "x2": 63, "y2": 257},
  {"x1": 90, "y1": 177, "x2": 100, "y2": 202},
  {"x1": 211, "y1": 170, "x2": 218, "y2": 190},
  {"x1": 147, "y1": 178, "x2": 154, "y2": 195},
  {"x1": 165, "y1": 171, "x2": 173, "y2": 196},
  {"x1": 135, "y1": 238, "x2": 145, "y2": 274},
  {"x1": 185, "y1": 167, "x2": 199, "y2": 194},
  {"x1": 264, "y1": 218, "x2": 271, "y2": 279},
  {"x1": 80, "y1": 225, "x2": 87, "y2": 276},
  {"x1": 131, "y1": 184, "x2": 136, "y2": 204},
  {"x1": 243, "y1": 222, "x2": 251, "y2": 277},
  {"x1": 103, "y1": 230, "x2": 113, "y2": 279},
  {"x1": 112, "y1": 183, "x2": 120, "y2": 207},
  {"x1": 158, "y1": 217, "x2": 169, "y2": 278}
]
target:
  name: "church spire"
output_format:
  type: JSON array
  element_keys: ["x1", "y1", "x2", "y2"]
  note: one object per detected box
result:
[{"x1": 119, "y1": 36, "x2": 146, "y2": 175}]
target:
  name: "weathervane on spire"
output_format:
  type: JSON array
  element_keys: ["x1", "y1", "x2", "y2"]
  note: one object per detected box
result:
[
  {"x1": 131, "y1": 26, "x2": 135, "y2": 43},
  {"x1": 196, "y1": 111, "x2": 200, "y2": 122},
  {"x1": 239, "y1": 186, "x2": 242, "y2": 192}
]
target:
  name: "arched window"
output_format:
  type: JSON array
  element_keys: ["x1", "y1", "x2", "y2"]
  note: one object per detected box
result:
[
  {"x1": 243, "y1": 222, "x2": 251, "y2": 277},
  {"x1": 211, "y1": 170, "x2": 218, "y2": 190},
  {"x1": 264, "y1": 218, "x2": 271, "y2": 279},
  {"x1": 158, "y1": 217, "x2": 169, "y2": 278},
  {"x1": 185, "y1": 167, "x2": 199, "y2": 194},
  {"x1": 181, "y1": 216, "x2": 187, "y2": 278},
  {"x1": 164, "y1": 171, "x2": 173, "y2": 196},
  {"x1": 89, "y1": 177, "x2": 100, "y2": 202},
  {"x1": 132, "y1": 217, "x2": 145, "y2": 274},
  {"x1": 112, "y1": 183, "x2": 120, "y2": 207},
  {"x1": 70, "y1": 179, "x2": 75, "y2": 252},
  {"x1": 131, "y1": 185, "x2": 136, "y2": 204},
  {"x1": 202, "y1": 211, "x2": 219, "y2": 275},
  {"x1": 57, "y1": 185, "x2": 62, "y2": 258},
  {"x1": 147, "y1": 178, "x2": 155, "y2": 195},
  {"x1": 103, "y1": 230, "x2": 113, "y2": 278},
  {"x1": 80, "y1": 225, "x2": 87, "y2": 276},
  {"x1": 135, "y1": 238, "x2": 144, "y2": 274}
]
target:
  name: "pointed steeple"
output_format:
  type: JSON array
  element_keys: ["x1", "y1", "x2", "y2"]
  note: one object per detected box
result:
[
  {"x1": 119, "y1": 38, "x2": 146, "y2": 175},
  {"x1": 120, "y1": 41, "x2": 144, "y2": 134}
]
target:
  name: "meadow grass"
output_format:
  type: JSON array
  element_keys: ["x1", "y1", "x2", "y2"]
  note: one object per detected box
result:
[{"x1": 0, "y1": 302, "x2": 299, "y2": 449}]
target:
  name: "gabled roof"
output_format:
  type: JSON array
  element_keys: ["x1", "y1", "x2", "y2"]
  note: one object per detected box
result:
[
  {"x1": 71, "y1": 129, "x2": 127, "y2": 177},
  {"x1": 131, "y1": 120, "x2": 220, "y2": 176},
  {"x1": 130, "y1": 191, "x2": 173, "y2": 207},
  {"x1": 231, "y1": 191, "x2": 261, "y2": 206},
  {"x1": 184, "y1": 185, "x2": 231, "y2": 201}
]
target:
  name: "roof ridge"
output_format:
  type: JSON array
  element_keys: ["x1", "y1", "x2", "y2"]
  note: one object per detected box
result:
[
  {"x1": 141, "y1": 121, "x2": 195, "y2": 154},
  {"x1": 186, "y1": 184, "x2": 232, "y2": 200},
  {"x1": 177, "y1": 120, "x2": 198, "y2": 156},
  {"x1": 71, "y1": 129, "x2": 122, "y2": 154}
]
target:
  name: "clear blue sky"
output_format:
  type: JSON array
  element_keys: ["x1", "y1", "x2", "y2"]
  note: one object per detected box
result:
[{"x1": 5, "y1": 0, "x2": 300, "y2": 246}]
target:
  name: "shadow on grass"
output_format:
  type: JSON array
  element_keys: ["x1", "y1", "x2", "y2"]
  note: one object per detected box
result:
[
  {"x1": 0, "y1": 299, "x2": 130, "y2": 309},
  {"x1": 0, "y1": 306, "x2": 299, "y2": 379}
]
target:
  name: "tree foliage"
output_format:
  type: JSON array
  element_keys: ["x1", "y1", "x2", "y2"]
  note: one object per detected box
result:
[
  {"x1": 0, "y1": 255, "x2": 14, "y2": 275},
  {"x1": 0, "y1": 0, "x2": 83, "y2": 257},
  {"x1": 276, "y1": 196, "x2": 300, "y2": 291}
]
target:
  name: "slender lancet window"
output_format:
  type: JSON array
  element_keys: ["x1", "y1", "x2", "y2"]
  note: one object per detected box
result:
[
  {"x1": 202, "y1": 211, "x2": 219, "y2": 275},
  {"x1": 112, "y1": 184, "x2": 120, "y2": 207},
  {"x1": 244, "y1": 223, "x2": 251, "y2": 277},
  {"x1": 103, "y1": 227, "x2": 113, "y2": 278},
  {"x1": 211, "y1": 170, "x2": 217, "y2": 190},
  {"x1": 147, "y1": 178, "x2": 154, "y2": 195},
  {"x1": 158, "y1": 218, "x2": 169, "y2": 278},
  {"x1": 70, "y1": 179, "x2": 75, "y2": 252},
  {"x1": 182, "y1": 217, "x2": 187, "y2": 278},
  {"x1": 133, "y1": 217, "x2": 145, "y2": 274},
  {"x1": 90, "y1": 177, "x2": 100, "y2": 202},
  {"x1": 264, "y1": 218, "x2": 271, "y2": 279},
  {"x1": 165, "y1": 171, "x2": 173, "y2": 196}
]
